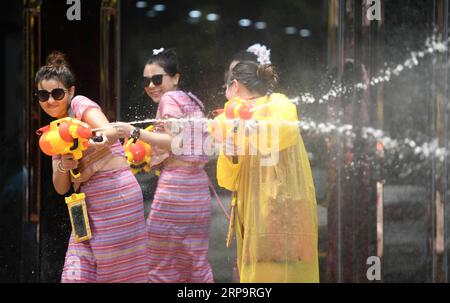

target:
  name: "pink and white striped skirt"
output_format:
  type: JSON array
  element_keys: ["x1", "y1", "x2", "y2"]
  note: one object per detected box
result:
[
  {"x1": 147, "y1": 166, "x2": 213, "y2": 283},
  {"x1": 61, "y1": 167, "x2": 148, "y2": 283}
]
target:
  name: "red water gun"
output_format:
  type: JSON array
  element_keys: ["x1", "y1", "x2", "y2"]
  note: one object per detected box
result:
[
  {"x1": 210, "y1": 98, "x2": 255, "y2": 139},
  {"x1": 224, "y1": 99, "x2": 254, "y2": 120},
  {"x1": 211, "y1": 99, "x2": 256, "y2": 164},
  {"x1": 123, "y1": 125, "x2": 153, "y2": 174},
  {"x1": 36, "y1": 117, "x2": 102, "y2": 178}
]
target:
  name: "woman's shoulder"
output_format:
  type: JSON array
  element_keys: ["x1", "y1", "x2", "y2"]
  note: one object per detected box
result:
[
  {"x1": 70, "y1": 95, "x2": 101, "y2": 119},
  {"x1": 268, "y1": 93, "x2": 290, "y2": 103},
  {"x1": 71, "y1": 95, "x2": 97, "y2": 104},
  {"x1": 71, "y1": 95, "x2": 100, "y2": 109},
  {"x1": 161, "y1": 90, "x2": 186, "y2": 99},
  {"x1": 160, "y1": 90, "x2": 197, "y2": 107},
  {"x1": 267, "y1": 93, "x2": 296, "y2": 109}
]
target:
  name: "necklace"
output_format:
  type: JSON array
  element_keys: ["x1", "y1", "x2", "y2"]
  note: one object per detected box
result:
[{"x1": 240, "y1": 95, "x2": 262, "y2": 101}]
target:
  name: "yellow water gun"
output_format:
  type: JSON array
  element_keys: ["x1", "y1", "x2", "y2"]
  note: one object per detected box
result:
[{"x1": 36, "y1": 117, "x2": 101, "y2": 178}]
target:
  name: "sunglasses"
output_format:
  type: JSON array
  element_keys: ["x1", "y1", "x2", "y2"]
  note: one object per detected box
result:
[
  {"x1": 35, "y1": 88, "x2": 68, "y2": 102},
  {"x1": 142, "y1": 74, "x2": 166, "y2": 87}
]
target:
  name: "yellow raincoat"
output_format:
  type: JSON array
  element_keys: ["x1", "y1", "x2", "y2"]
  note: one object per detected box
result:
[{"x1": 213, "y1": 93, "x2": 319, "y2": 282}]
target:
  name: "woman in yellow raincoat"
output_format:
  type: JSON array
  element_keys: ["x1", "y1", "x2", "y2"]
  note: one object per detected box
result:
[{"x1": 212, "y1": 61, "x2": 319, "y2": 282}]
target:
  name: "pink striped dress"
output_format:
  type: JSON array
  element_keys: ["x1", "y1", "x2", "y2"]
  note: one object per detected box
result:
[
  {"x1": 147, "y1": 90, "x2": 213, "y2": 282},
  {"x1": 57, "y1": 95, "x2": 148, "y2": 283}
]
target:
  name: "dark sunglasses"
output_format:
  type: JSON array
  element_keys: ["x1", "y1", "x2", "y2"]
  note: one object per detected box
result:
[
  {"x1": 35, "y1": 88, "x2": 68, "y2": 102},
  {"x1": 142, "y1": 74, "x2": 166, "y2": 87}
]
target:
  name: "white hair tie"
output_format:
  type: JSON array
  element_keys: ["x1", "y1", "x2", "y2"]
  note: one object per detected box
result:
[
  {"x1": 153, "y1": 48, "x2": 164, "y2": 56},
  {"x1": 246, "y1": 43, "x2": 271, "y2": 65}
]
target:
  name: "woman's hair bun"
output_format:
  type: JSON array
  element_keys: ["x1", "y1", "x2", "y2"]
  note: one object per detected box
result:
[
  {"x1": 256, "y1": 64, "x2": 278, "y2": 89},
  {"x1": 160, "y1": 48, "x2": 177, "y2": 58},
  {"x1": 46, "y1": 51, "x2": 70, "y2": 68},
  {"x1": 35, "y1": 51, "x2": 76, "y2": 88}
]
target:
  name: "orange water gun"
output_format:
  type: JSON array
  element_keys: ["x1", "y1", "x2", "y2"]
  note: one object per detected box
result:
[
  {"x1": 210, "y1": 98, "x2": 255, "y2": 142},
  {"x1": 123, "y1": 125, "x2": 153, "y2": 174},
  {"x1": 218, "y1": 99, "x2": 255, "y2": 244},
  {"x1": 223, "y1": 98, "x2": 254, "y2": 120},
  {"x1": 36, "y1": 117, "x2": 101, "y2": 178}
]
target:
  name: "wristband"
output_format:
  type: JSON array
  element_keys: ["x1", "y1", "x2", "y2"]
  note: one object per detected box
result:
[
  {"x1": 57, "y1": 161, "x2": 69, "y2": 174},
  {"x1": 130, "y1": 127, "x2": 141, "y2": 143}
]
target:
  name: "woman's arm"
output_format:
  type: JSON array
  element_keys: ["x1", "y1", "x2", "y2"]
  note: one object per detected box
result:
[
  {"x1": 138, "y1": 128, "x2": 173, "y2": 150},
  {"x1": 83, "y1": 107, "x2": 119, "y2": 146},
  {"x1": 114, "y1": 122, "x2": 173, "y2": 150},
  {"x1": 52, "y1": 155, "x2": 77, "y2": 195}
]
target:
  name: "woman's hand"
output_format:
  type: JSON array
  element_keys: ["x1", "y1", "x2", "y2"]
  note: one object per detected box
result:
[
  {"x1": 59, "y1": 154, "x2": 79, "y2": 172},
  {"x1": 89, "y1": 131, "x2": 110, "y2": 150},
  {"x1": 112, "y1": 122, "x2": 134, "y2": 139},
  {"x1": 82, "y1": 107, "x2": 118, "y2": 146}
]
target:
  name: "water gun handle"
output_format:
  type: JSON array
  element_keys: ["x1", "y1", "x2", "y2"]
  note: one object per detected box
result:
[
  {"x1": 232, "y1": 125, "x2": 238, "y2": 164},
  {"x1": 69, "y1": 136, "x2": 103, "y2": 178},
  {"x1": 91, "y1": 135, "x2": 104, "y2": 142},
  {"x1": 70, "y1": 168, "x2": 81, "y2": 179}
]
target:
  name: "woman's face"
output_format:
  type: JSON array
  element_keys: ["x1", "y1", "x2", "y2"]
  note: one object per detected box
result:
[
  {"x1": 225, "y1": 60, "x2": 241, "y2": 100},
  {"x1": 143, "y1": 63, "x2": 179, "y2": 103},
  {"x1": 37, "y1": 79, "x2": 74, "y2": 119},
  {"x1": 225, "y1": 79, "x2": 238, "y2": 100}
]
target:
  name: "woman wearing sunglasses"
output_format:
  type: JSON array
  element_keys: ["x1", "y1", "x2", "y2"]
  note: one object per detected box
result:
[
  {"x1": 113, "y1": 48, "x2": 213, "y2": 283},
  {"x1": 213, "y1": 59, "x2": 319, "y2": 283},
  {"x1": 35, "y1": 51, "x2": 148, "y2": 282}
]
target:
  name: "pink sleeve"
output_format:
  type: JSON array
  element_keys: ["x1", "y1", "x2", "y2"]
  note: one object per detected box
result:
[
  {"x1": 157, "y1": 94, "x2": 184, "y2": 119},
  {"x1": 70, "y1": 95, "x2": 102, "y2": 120}
]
